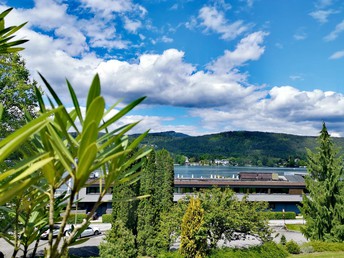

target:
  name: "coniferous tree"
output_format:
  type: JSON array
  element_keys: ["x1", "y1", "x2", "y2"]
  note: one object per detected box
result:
[
  {"x1": 301, "y1": 122, "x2": 344, "y2": 241},
  {"x1": 179, "y1": 196, "x2": 207, "y2": 258},
  {"x1": 137, "y1": 149, "x2": 174, "y2": 256}
]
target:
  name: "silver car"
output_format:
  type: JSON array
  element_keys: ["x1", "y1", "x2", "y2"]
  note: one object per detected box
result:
[{"x1": 65, "y1": 226, "x2": 101, "y2": 238}]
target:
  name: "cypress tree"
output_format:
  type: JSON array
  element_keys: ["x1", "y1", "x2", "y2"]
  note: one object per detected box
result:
[
  {"x1": 301, "y1": 122, "x2": 344, "y2": 241},
  {"x1": 179, "y1": 196, "x2": 207, "y2": 258},
  {"x1": 137, "y1": 149, "x2": 174, "y2": 256}
]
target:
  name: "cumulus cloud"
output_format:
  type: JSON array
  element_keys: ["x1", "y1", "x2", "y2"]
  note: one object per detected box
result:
[
  {"x1": 198, "y1": 6, "x2": 248, "y2": 40},
  {"x1": 189, "y1": 87, "x2": 344, "y2": 136},
  {"x1": 324, "y1": 20, "x2": 344, "y2": 41},
  {"x1": 329, "y1": 50, "x2": 344, "y2": 59},
  {"x1": 207, "y1": 31, "x2": 268, "y2": 74},
  {"x1": 94, "y1": 48, "x2": 265, "y2": 108}
]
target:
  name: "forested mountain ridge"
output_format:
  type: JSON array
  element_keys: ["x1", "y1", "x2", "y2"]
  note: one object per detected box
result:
[{"x1": 130, "y1": 131, "x2": 344, "y2": 166}]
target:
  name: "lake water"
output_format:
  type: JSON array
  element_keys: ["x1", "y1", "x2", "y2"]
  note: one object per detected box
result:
[{"x1": 174, "y1": 165, "x2": 307, "y2": 179}]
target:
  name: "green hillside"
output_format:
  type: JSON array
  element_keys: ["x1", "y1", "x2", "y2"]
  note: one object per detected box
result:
[{"x1": 132, "y1": 131, "x2": 344, "y2": 166}]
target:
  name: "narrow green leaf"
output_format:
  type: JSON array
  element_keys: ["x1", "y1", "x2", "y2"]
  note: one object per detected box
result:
[
  {"x1": 78, "y1": 121, "x2": 98, "y2": 159},
  {"x1": 0, "y1": 115, "x2": 53, "y2": 162},
  {"x1": 83, "y1": 96, "x2": 104, "y2": 129},
  {"x1": 7, "y1": 157, "x2": 53, "y2": 185},
  {"x1": 0, "y1": 178, "x2": 33, "y2": 205},
  {"x1": 86, "y1": 74, "x2": 101, "y2": 111},
  {"x1": 0, "y1": 8, "x2": 12, "y2": 20},
  {"x1": 75, "y1": 143, "x2": 97, "y2": 191},
  {"x1": 67, "y1": 79, "x2": 83, "y2": 124}
]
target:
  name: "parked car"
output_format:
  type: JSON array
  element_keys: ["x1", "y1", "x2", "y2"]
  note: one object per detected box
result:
[
  {"x1": 40, "y1": 225, "x2": 63, "y2": 240},
  {"x1": 65, "y1": 225, "x2": 101, "y2": 238}
]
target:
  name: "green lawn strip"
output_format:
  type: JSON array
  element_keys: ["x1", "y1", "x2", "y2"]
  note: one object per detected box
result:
[
  {"x1": 291, "y1": 251, "x2": 344, "y2": 257},
  {"x1": 285, "y1": 223, "x2": 304, "y2": 232}
]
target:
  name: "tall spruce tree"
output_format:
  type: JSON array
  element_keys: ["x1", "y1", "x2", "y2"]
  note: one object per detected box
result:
[
  {"x1": 137, "y1": 149, "x2": 174, "y2": 256},
  {"x1": 301, "y1": 122, "x2": 344, "y2": 241}
]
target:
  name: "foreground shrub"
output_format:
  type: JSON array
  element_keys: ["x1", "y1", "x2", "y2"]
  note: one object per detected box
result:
[
  {"x1": 286, "y1": 240, "x2": 300, "y2": 254},
  {"x1": 102, "y1": 214, "x2": 112, "y2": 223},
  {"x1": 266, "y1": 211, "x2": 296, "y2": 219},
  {"x1": 302, "y1": 241, "x2": 344, "y2": 252},
  {"x1": 280, "y1": 234, "x2": 286, "y2": 245},
  {"x1": 99, "y1": 219, "x2": 137, "y2": 258},
  {"x1": 209, "y1": 241, "x2": 288, "y2": 258}
]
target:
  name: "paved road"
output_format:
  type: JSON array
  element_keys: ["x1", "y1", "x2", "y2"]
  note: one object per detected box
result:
[
  {"x1": 1, "y1": 224, "x2": 111, "y2": 258},
  {"x1": 1, "y1": 221, "x2": 307, "y2": 257}
]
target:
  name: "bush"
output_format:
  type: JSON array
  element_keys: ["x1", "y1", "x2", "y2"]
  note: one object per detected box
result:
[
  {"x1": 303, "y1": 241, "x2": 344, "y2": 252},
  {"x1": 286, "y1": 240, "x2": 300, "y2": 254},
  {"x1": 300, "y1": 245, "x2": 314, "y2": 254},
  {"x1": 265, "y1": 211, "x2": 296, "y2": 219},
  {"x1": 280, "y1": 234, "x2": 286, "y2": 245},
  {"x1": 99, "y1": 219, "x2": 137, "y2": 258},
  {"x1": 66, "y1": 213, "x2": 87, "y2": 224},
  {"x1": 102, "y1": 214, "x2": 112, "y2": 223},
  {"x1": 209, "y1": 241, "x2": 288, "y2": 258}
]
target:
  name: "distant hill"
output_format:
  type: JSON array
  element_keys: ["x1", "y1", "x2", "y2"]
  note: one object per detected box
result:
[{"x1": 131, "y1": 131, "x2": 344, "y2": 165}]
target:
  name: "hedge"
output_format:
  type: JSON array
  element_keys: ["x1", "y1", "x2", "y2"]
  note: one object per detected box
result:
[
  {"x1": 102, "y1": 214, "x2": 113, "y2": 223},
  {"x1": 209, "y1": 242, "x2": 288, "y2": 258},
  {"x1": 302, "y1": 241, "x2": 344, "y2": 252},
  {"x1": 265, "y1": 211, "x2": 296, "y2": 220}
]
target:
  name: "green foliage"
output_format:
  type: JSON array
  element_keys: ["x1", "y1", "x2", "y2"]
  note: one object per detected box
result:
[
  {"x1": 180, "y1": 197, "x2": 207, "y2": 258},
  {"x1": 302, "y1": 241, "x2": 344, "y2": 252},
  {"x1": 137, "y1": 149, "x2": 175, "y2": 257},
  {"x1": 280, "y1": 234, "x2": 287, "y2": 245},
  {"x1": 0, "y1": 74, "x2": 149, "y2": 257},
  {"x1": 101, "y1": 214, "x2": 112, "y2": 223},
  {"x1": 265, "y1": 211, "x2": 296, "y2": 219},
  {"x1": 99, "y1": 219, "x2": 137, "y2": 258},
  {"x1": 0, "y1": 53, "x2": 38, "y2": 139},
  {"x1": 194, "y1": 188, "x2": 270, "y2": 249},
  {"x1": 66, "y1": 214, "x2": 87, "y2": 224},
  {"x1": 286, "y1": 240, "x2": 301, "y2": 254},
  {"x1": 0, "y1": 8, "x2": 28, "y2": 53},
  {"x1": 209, "y1": 242, "x2": 289, "y2": 258},
  {"x1": 300, "y1": 123, "x2": 344, "y2": 242}
]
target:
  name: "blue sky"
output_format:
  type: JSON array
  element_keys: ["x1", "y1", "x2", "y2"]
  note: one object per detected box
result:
[{"x1": 4, "y1": 0, "x2": 344, "y2": 136}]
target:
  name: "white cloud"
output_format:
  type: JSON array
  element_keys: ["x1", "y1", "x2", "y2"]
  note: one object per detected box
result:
[
  {"x1": 123, "y1": 17, "x2": 142, "y2": 33},
  {"x1": 161, "y1": 36, "x2": 173, "y2": 43},
  {"x1": 198, "y1": 6, "x2": 248, "y2": 40},
  {"x1": 324, "y1": 20, "x2": 344, "y2": 41},
  {"x1": 79, "y1": 0, "x2": 147, "y2": 17},
  {"x1": 329, "y1": 50, "x2": 344, "y2": 59},
  {"x1": 190, "y1": 86, "x2": 344, "y2": 136},
  {"x1": 207, "y1": 31, "x2": 268, "y2": 74},
  {"x1": 309, "y1": 9, "x2": 338, "y2": 23}
]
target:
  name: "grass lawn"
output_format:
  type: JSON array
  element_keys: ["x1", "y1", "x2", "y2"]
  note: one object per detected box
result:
[
  {"x1": 291, "y1": 251, "x2": 344, "y2": 257},
  {"x1": 285, "y1": 223, "x2": 304, "y2": 232}
]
